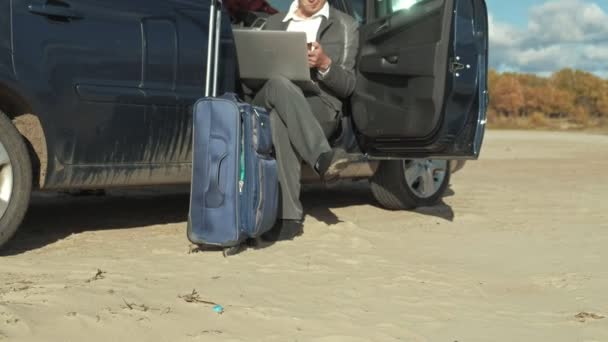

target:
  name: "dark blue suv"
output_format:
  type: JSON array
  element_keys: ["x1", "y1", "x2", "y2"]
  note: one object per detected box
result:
[{"x1": 0, "y1": 0, "x2": 488, "y2": 248}]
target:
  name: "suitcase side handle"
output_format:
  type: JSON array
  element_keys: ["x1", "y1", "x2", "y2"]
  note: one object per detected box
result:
[{"x1": 205, "y1": 151, "x2": 228, "y2": 208}]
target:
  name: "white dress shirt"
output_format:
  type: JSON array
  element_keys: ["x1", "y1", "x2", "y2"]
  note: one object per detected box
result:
[
  {"x1": 282, "y1": 1, "x2": 331, "y2": 43},
  {"x1": 282, "y1": 1, "x2": 331, "y2": 75}
]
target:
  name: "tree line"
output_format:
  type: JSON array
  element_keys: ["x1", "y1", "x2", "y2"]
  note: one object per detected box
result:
[{"x1": 488, "y1": 69, "x2": 608, "y2": 129}]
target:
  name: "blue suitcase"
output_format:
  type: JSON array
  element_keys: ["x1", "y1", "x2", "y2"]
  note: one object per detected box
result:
[{"x1": 187, "y1": 94, "x2": 279, "y2": 249}]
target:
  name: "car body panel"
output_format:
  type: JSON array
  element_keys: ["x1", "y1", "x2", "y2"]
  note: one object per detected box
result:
[
  {"x1": 0, "y1": 1, "x2": 11, "y2": 76},
  {"x1": 7, "y1": 0, "x2": 237, "y2": 188},
  {"x1": 0, "y1": 0, "x2": 484, "y2": 189}
]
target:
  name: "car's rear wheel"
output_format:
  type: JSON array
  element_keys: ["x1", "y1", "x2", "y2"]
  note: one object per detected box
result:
[
  {"x1": 0, "y1": 111, "x2": 32, "y2": 249},
  {"x1": 371, "y1": 159, "x2": 451, "y2": 210}
]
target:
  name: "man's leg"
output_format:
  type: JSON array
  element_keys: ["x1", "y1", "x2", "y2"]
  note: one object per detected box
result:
[
  {"x1": 252, "y1": 76, "x2": 332, "y2": 168},
  {"x1": 253, "y1": 77, "x2": 334, "y2": 222},
  {"x1": 252, "y1": 77, "x2": 351, "y2": 241},
  {"x1": 269, "y1": 109, "x2": 304, "y2": 221},
  {"x1": 306, "y1": 95, "x2": 340, "y2": 139},
  {"x1": 266, "y1": 99, "x2": 340, "y2": 221}
]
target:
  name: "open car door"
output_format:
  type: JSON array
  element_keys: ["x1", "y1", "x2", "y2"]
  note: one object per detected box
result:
[{"x1": 351, "y1": 0, "x2": 488, "y2": 159}]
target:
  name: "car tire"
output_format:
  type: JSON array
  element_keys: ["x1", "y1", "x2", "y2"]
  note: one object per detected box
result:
[
  {"x1": 0, "y1": 111, "x2": 32, "y2": 249},
  {"x1": 371, "y1": 160, "x2": 451, "y2": 210}
]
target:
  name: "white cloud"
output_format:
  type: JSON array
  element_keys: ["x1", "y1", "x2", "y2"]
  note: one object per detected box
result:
[
  {"x1": 489, "y1": 0, "x2": 608, "y2": 77},
  {"x1": 488, "y1": 14, "x2": 521, "y2": 48},
  {"x1": 582, "y1": 45, "x2": 608, "y2": 60}
]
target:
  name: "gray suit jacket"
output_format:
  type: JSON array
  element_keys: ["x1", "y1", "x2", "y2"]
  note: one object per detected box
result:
[{"x1": 263, "y1": 7, "x2": 359, "y2": 113}]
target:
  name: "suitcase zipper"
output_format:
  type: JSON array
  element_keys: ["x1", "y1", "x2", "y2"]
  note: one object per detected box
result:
[
  {"x1": 239, "y1": 107, "x2": 250, "y2": 232},
  {"x1": 239, "y1": 131, "x2": 245, "y2": 194}
]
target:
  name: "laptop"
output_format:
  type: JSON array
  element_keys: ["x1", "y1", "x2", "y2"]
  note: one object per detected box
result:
[{"x1": 232, "y1": 30, "x2": 321, "y2": 95}]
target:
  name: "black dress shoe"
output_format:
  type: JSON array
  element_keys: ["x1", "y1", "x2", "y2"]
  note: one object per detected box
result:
[
  {"x1": 261, "y1": 220, "x2": 304, "y2": 242},
  {"x1": 315, "y1": 148, "x2": 352, "y2": 182}
]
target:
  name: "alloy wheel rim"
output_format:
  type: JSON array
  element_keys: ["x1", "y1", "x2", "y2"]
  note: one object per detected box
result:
[
  {"x1": 403, "y1": 159, "x2": 447, "y2": 199},
  {"x1": 0, "y1": 139, "x2": 13, "y2": 221}
]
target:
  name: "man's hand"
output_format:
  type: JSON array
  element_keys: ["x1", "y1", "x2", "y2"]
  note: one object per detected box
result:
[{"x1": 308, "y1": 42, "x2": 332, "y2": 72}]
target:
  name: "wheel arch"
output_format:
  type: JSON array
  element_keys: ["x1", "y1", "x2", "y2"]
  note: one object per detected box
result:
[{"x1": 0, "y1": 82, "x2": 48, "y2": 189}]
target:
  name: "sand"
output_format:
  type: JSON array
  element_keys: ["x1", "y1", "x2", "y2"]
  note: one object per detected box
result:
[{"x1": 1, "y1": 130, "x2": 607, "y2": 342}]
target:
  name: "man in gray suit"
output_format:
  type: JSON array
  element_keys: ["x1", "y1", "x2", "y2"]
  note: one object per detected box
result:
[{"x1": 252, "y1": 0, "x2": 359, "y2": 241}]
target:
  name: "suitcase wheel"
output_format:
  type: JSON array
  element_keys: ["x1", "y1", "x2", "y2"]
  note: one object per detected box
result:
[{"x1": 222, "y1": 245, "x2": 243, "y2": 257}]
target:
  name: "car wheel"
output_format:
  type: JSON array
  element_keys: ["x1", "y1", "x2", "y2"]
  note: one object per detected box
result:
[
  {"x1": 371, "y1": 159, "x2": 451, "y2": 210},
  {"x1": 0, "y1": 111, "x2": 32, "y2": 249}
]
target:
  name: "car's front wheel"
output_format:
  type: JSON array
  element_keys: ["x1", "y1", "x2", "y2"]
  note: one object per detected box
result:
[
  {"x1": 371, "y1": 159, "x2": 451, "y2": 210},
  {"x1": 0, "y1": 111, "x2": 32, "y2": 249}
]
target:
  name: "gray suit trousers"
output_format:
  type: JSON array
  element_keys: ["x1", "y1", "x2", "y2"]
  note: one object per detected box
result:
[{"x1": 252, "y1": 76, "x2": 339, "y2": 220}]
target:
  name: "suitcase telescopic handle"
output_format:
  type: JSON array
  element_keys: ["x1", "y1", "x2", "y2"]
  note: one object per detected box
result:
[{"x1": 205, "y1": 0, "x2": 223, "y2": 97}]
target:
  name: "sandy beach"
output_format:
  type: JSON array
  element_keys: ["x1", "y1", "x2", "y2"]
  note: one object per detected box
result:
[{"x1": 1, "y1": 130, "x2": 607, "y2": 342}]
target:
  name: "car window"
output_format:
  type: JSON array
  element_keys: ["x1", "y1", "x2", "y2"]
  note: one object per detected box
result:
[
  {"x1": 350, "y1": 0, "x2": 366, "y2": 23},
  {"x1": 392, "y1": 0, "x2": 422, "y2": 11},
  {"x1": 267, "y1": 0, "x2": 292, "y2": 12},
  {"x1": 376, "y1": 0, "x2": 428, "y2": 18}
]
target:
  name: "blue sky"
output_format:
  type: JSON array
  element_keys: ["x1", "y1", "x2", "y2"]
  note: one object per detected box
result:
[
  {"x1": 486, "y1": 0, "x2": 608, "y2": 26},
  {"x1": 486, "y1": 0, "x2": 608, "y2": 77}
]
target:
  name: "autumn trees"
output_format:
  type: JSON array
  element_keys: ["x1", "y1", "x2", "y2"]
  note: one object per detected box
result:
[{"x1": 487, "y1": 69, "x2": 608, "y2": 129}]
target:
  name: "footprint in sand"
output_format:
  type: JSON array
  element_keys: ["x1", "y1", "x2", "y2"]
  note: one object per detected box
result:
[
  {"x1": 0, "y1": 309, "x2": 30, "y2": 336},
  {"x1": 0, "y1": 311, "x2": 20, "y2": 326},
  {"x1": 187, "y1": 329, "x2": 224, "y2": 339},
  {"x1": 575, "y1": 312, "x2": 605, "y2": 323},
  {"x1": 348, "y1": 236, "x2": 374, "y2": 250},
  {"x1": 542, "y1": 273, "x2": 590, "y2": 290},
  {"x1": 308, "y1": 336, "x2": 390, "y2": 342}
]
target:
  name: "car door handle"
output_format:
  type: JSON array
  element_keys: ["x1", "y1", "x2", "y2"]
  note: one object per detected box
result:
[
  {"x1": 28, "y1": 4, "x2": 83, "y2": 20},
  {"x1": 383, "y1": 55, "x2": 399, "y2": 64}
]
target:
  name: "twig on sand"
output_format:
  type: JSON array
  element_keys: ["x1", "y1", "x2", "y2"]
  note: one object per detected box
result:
[
  {"x1": 122, "y1": 298, "x2": 133, "y2": 310},
  {"x1": 121, "y1": 298, "x2": 149, "y2": 312},
  {"x1": 179, "y1": 289, "x2": 219, "y2": 306},
  {"x1": 86, "y1": 269, "x2": 107, "y2": 283}
]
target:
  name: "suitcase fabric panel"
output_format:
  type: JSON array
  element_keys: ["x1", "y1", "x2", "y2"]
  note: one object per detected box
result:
[
  {"x1": 254, "y1": 157, "x2": 279, "y2": 235},
  {"x1": 188, "y1": 99, "x2": 242, "y2": 246},
  {"x1": 241, "y1": 105, "x2": 278, "y2": 237},
  {"x1": 251, "y1": 106, "x2": 273, "y2": 155},
  {"x1": 189, "y1": 94, "x2": 278, "y2": 247}
]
